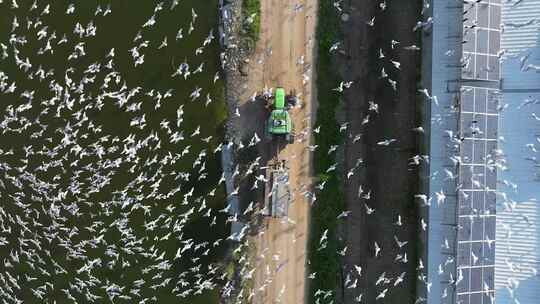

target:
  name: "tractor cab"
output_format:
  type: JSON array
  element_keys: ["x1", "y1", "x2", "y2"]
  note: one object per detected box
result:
[{"x1": 267, "y1": 88, "x2": 294, "y2": 143}]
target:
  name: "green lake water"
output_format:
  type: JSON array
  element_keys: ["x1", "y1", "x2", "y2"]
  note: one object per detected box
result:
[{"x1": 0, "y1": 1, "x2": 228, "y2": 303}]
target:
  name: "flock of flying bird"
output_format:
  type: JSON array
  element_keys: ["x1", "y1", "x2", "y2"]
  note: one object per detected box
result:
[
  {"x1": 0, "y1": 0, "x2": 245, "y2": 303},
  {"x1": 309, "y1": 0, "x2": 538, "y2": 303},
  {"x1": 0, "y1": 0, "x2": 538, "y2": 303}
]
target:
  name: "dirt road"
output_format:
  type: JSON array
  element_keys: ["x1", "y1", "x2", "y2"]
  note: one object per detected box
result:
[
  {"x1": 233, "y1": 0, "x2": 318, "y2": 303},
  {"x1": 339, "y1": 0, "x2": 421, "y2": 303}
]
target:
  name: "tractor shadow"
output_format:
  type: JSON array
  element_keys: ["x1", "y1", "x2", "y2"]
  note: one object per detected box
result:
[
  {"x1": 237, "y1": 96, "x2": 288, "y2": 164},
  {"x1": 233, "y1": 96, "x2": 287, "y2": 221}
]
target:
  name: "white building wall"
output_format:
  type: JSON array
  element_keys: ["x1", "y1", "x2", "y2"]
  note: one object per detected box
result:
[{"x1": 425, "y1": 1, "x2": 464, "y2": 303}]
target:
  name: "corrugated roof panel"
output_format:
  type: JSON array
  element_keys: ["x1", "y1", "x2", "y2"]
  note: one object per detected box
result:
[
  {"x1": 501, "y1": 0, "x2": 540, "y2": 56},
  {"x1": 500, "y1": 0, "x2": 540, "y2": 91},
  {"x1": 495, "y1": 89, "x2": 540, "y2": 304}
]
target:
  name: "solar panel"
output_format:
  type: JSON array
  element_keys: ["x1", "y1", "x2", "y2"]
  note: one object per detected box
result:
[
  {"x1": 456, "y1": 86, "x2": 499, "y2": 301},
  {"x1": 462, "y1": 1, "x2": 501, "y2": 81}
]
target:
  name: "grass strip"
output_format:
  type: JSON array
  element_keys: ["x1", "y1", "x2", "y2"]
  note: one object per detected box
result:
[
  {"x1": 242, "y1": 0, "x2": 261, "y2": 43},
  {"x1": 307, "y1": 1, "x2": 344, "y2": 303}
]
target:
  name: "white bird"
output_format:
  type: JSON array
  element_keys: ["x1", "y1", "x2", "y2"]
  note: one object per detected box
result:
[
  {"x1": 443, "y1": 168, "x2": 457, "y2": 180},
  {"x1": 418, "y1": 88, "x2": 431, "y2": 99},
  {"x1": 170, "y1": 0, "x2": 180, "y2": 10},
  {"x1": 388, "y1": 78, "x2": 397, "y2": 90},
  {"x1": 11, "y1": 16, "x2": 19, "y2": 33},
  {"x1": 375, "y1": 272, "x2": 387, "y2": 285},
  {"x1": 442, "y1": 238, "x2": 451, "y2": 250},
  {"x1": 319, "y1": 229, "x2": 328, "y2": 244},
  {"x1": 394, "y1": 235, "x2": 408, "y2": 248},
  {"x1": 380, "y1": 67, "x2": 388, "y2": 79},
  {"x1": 362, "y1": 190, "x2": 371, "y2": 200},
  {"x1": 143, "y1": 14, "x2": 157, "y2": 28},
  {"x1": 315, "y1": 181, "x2": 327, "y2": 190},
  {"x1": 404, "y1": 44, "x2": 421, "y2": 51},
  {"x1": 329, "y1": 41, "x2": 340, "y2": 53},
  {"x1": 435, "y1": 189, "x2": 446, "y2": 205},
  {"x1": 395, "y1": 214, "x2": 403, "y2": 226},
  {"x1": 414, "y1": 194, "x2": 431, "y2": 206},
  {"x1": 418, "y1": 258, "x2": 425, "y2": 270},
  {"x1": 377, "y1": 138, "x2": 397, "y2": 146},
  {"x1": 325, "y1": 163, "x2": 337, "y2": 173},
  {"x1": 337, "y1": 210, "x2": 351, "y2": 219},
  {"x1": 343, "y1": 81, "x2": 354, "y2": 88},
  {"x1": 333, "y1": 0, "x2": 342, "y2": 12},
  {"x1": 66, "y1": 3, "x2": 75, "y2": 14},
  {"x1": 103, "y1": 4, "x2": 112, "y2": 16},
  {"x1": 394, "y1": 272, "x2": 406, "y2": 286},
  {"x1": 191, "y1": 126, "x2": 201, "y2": 137},
  {"x1": 190, "y1": 87, "x2": 202, "y2": 101},
  {"x1": 41, "y1": 4, "x2": 50, "y2": 15},
  {"x1": 368, "y1": 100, "x2": 379, "y2": 113},
  {"x1": 354, "y1": 265, "x2": 362, "y2": 277},
  {"x1": 333, "y1": 83, "x2": 344, "y2": 92},
  {"x1": 176, "y1": 28, "x2": 184, "y2": 40},
  {"x1": 374, "y1": 241, "x2": 381, "y2": 257},
  {"x1": 401, "y1": 253, "x2": 409, "y2": 264},
  {"x1": 412, "y1": 126, "x2": 424, "y2": 133},
  {"x1": 158, "y1": 36, "x2": 168, "y2": 49},
  {"x1": 134, "y1": 55, "x2": 145, "y2": 66},
  {"x1": 365, "y1": 203, "x2": 375, "y2": 215},
  {"x1": 328, "y1": 145, "x2": 338, "y2": 154},
  {"x1": 431, "y1": 95, "x2": 439, "y2": 106},
  {"x1": 376, "y1": 288, "x2": 388, "y2": 300},
  {"x1": 471, "y1": 250, "x2": 478, "y2": 265},
  {"x1": 366, "y1": 16, "x2": 375, "y2": 27},
  {"x1": 107, "y1": 48, "x2": 115, "y2": 58},
  {"x1": 426, "y1": 281, "x2": 433, "y2": 293}
]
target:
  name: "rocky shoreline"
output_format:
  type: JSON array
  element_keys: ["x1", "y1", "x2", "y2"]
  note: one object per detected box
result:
[
  {"x1": 219, "y1": 0, "x2": 254, "y2": 143},
  {"x1": 218, "y1": 0, "x2": 259, "y2": 302}
]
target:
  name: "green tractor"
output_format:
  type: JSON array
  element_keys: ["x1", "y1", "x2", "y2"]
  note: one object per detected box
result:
[{"x1": 266, "y1": 87, "x2": 295, "y2": 143}]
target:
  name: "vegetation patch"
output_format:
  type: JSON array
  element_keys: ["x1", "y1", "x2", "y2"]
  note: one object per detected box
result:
[
  {"x1": 242, "y1": 0, "x2": 261, "y2": 43},
  {"x1": 307, "y1": 1, "x2": 344, "y2": 303}
]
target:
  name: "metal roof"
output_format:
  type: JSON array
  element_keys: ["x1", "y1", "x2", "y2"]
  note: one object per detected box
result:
[
  {"x1": 423, "y1": 1, "x2": 464, "y2": 303},
  {"x1": 455, "y1": 1, "x2": 502, "y2": 302},
  {"x1": 499, "y1": 0, "x2": 540, "y2": 92},
  {"x1": 495, "y1": 1, "x2": 540, "y2": 302},
  {"x1": 495, "y1": 91, "x2": 540, "y2": 304}
]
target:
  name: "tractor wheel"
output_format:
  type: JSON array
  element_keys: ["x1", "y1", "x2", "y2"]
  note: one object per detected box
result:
[
  {"x1": 286, "y1": 133, "x2": 294, "y2": 144},
  {"x1": 286, "y1": 96, "x2": 297, "y2": 109},
  {"x1": 264, "y1": 122, "x2": 272, "y2": 140}
]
